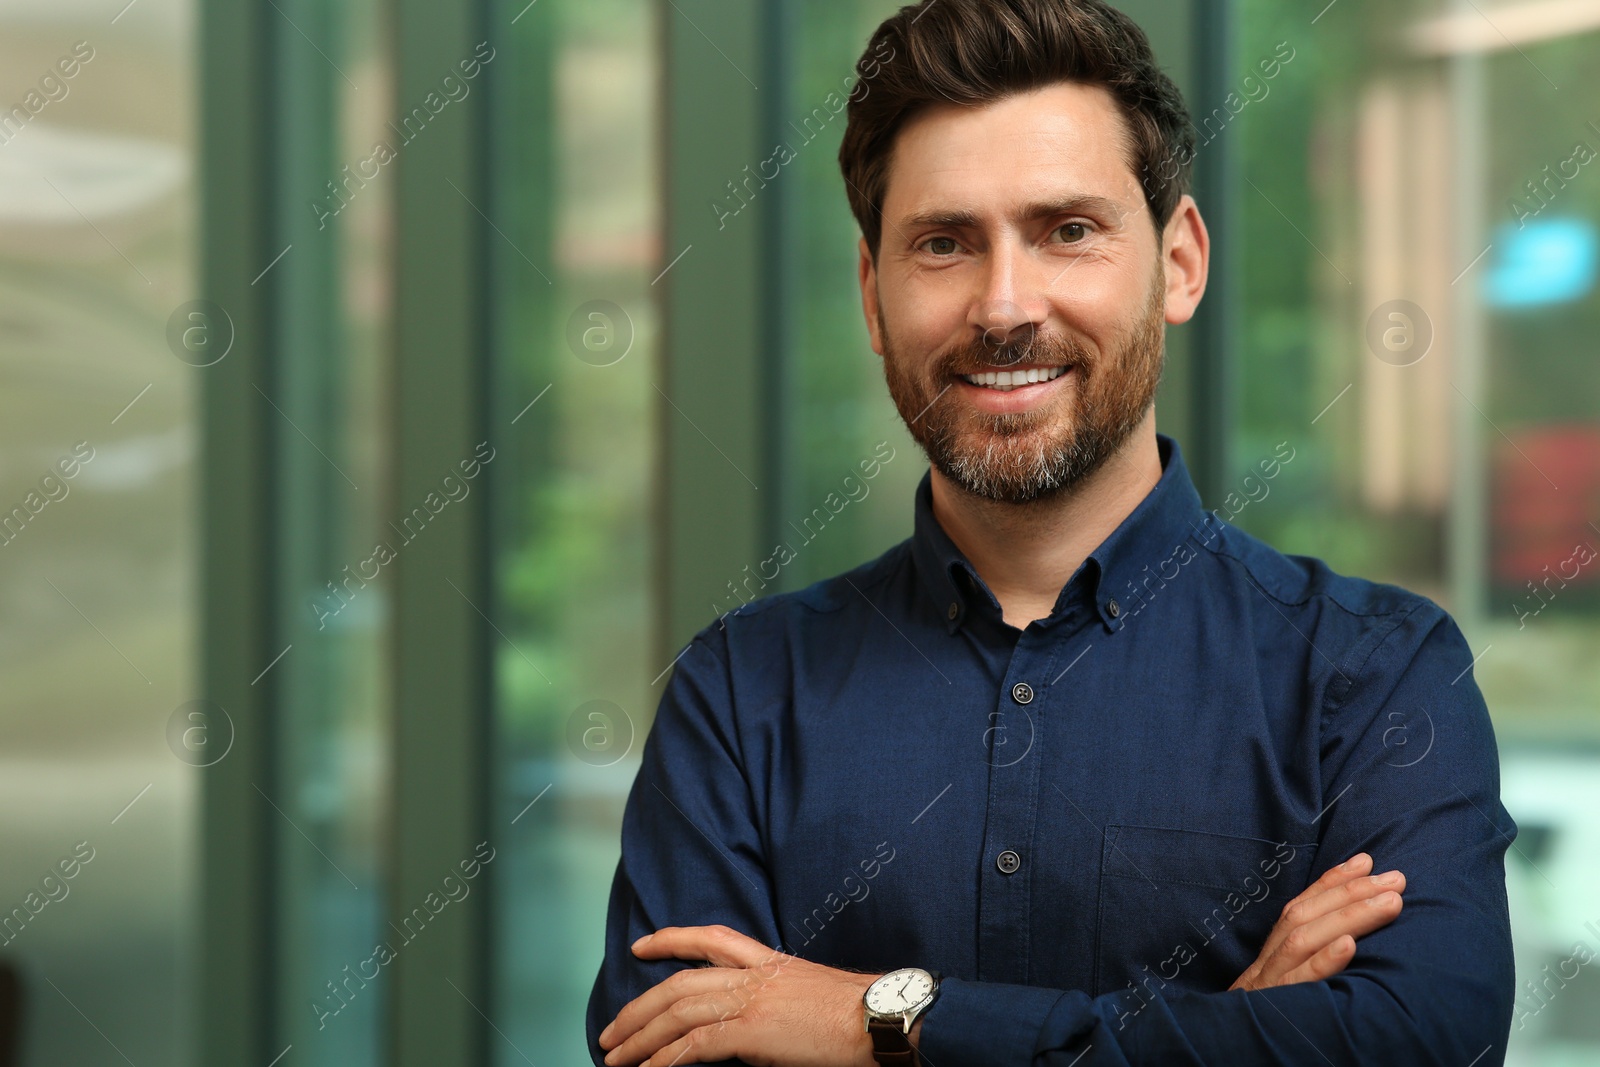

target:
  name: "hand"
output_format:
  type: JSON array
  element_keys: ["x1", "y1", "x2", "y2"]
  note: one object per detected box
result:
[
  {"x1": 1230, "y1": 852, "x2": 1405, "y2": 991},
  {"x1": 597, "y1": 924, "x2": 880, "y2": 1067}
]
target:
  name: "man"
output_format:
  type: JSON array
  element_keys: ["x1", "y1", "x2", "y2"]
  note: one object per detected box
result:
[{"x1": 589, "y1": 1, "x2": 1516, "y2": 1064}]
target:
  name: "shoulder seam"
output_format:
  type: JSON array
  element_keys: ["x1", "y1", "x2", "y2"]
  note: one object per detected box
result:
[
  {"x1": 1322, "y1": 596, "x2": 1441, "y2": 719},
  {"x1": 1209, "y1": 530, "x2": 1426, "y2": 620}
]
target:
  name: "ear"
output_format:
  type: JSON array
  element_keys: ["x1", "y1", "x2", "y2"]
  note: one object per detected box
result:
[
  {"x1": 858, "y1": 236, "x2": 885, "y2": 356},
  {"x1": 1160, "y1": 195, "x2": 1210, "y2": 326}
]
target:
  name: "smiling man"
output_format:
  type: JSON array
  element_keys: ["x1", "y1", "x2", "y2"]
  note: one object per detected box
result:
[{"x1": 588, "y1": 2, "x2": 1516, "y2": 1065}]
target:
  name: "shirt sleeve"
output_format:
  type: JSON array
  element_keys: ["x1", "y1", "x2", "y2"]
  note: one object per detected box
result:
[
  {"x1": 585, "y1": 624, "x2": 781, "y2": 1067},
  {"x1": 917, "y1": 602, "x2": 1518, "y2": 1067}
]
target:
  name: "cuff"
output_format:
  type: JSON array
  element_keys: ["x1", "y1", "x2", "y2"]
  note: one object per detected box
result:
[{"x1": 917, "y1": 976, "x2": 1067, "y2": 1067}]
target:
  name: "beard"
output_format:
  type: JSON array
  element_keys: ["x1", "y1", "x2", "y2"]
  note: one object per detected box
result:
[{"x1": 880, "y1": 270, "x2": 1167, "y2": 505}]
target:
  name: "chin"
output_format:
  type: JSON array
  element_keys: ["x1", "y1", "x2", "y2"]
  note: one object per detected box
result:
[{"x1": 936, "y1": 443, "x2": 1074, "y2": 503}]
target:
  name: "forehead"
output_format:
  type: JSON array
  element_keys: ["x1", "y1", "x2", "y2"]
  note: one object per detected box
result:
[{"x1": 882, "y1": 81, "x2": 1141, "y2": 224}]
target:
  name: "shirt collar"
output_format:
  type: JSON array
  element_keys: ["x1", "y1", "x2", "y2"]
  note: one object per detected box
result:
[{"x1": 909, "y1": 432, "x2": 1220, "y2": 634}]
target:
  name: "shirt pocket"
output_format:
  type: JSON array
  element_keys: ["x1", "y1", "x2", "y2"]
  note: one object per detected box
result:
[{"x1": 1093, "y1": 825, "x2": 1319, "y2": 997}]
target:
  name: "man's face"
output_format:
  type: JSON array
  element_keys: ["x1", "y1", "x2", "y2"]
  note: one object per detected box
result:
[{"x1": 860, "y1": 81, "x2": 1187, "y2": 504}]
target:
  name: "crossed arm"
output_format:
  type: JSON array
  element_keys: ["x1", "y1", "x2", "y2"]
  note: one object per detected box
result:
[
  {"x1": 596, "y1": 852, "x2": 1407, "y2": 1067},
  {"x1": 587, "y1": 613, "x2": 1516, "y2": 1067}
]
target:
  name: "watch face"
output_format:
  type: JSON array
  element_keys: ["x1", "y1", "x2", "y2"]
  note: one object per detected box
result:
[{"x1": 865, "y1": 967, "x2": 934, "y2": 1014}]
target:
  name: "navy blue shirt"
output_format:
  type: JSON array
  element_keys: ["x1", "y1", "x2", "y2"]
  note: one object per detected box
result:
[{"x1": 587, "y1": 432, "x2": 1516, "y2": 1066}]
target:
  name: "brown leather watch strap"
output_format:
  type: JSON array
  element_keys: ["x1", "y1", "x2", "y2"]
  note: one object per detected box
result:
[{"x1": 867, "y1": 1017, "x2": 917, "y2": 1067}]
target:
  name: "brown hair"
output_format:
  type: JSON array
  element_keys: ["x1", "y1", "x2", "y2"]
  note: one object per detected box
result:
[{"x1": 838, "y1": 0, "x2": 1195, "y2": 260}]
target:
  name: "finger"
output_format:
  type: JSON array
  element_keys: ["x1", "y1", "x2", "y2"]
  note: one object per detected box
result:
[
  {"x1": 1277, "y1": 869, "x2": 1406, "y2": 936},
  {"x1": 1258, "y1": 890, "x2": 1404, "y2": 984},
  {"x1": 1260, "y1": 857, "x2": 1388, "y2": 959},
  {"x1": 1290, "y1": 889, "x2": 1404, "y2": 962},
  {"x1": 1232, "y1": 856, "x2": 1386, "y2": 991},
  {"x1": 1276, "y1": 934, "x2": 1357, "y2": 986},
  {"x1": 601, "y1": 967, "x2": 747, "y2": 1054},
  {"x1": 1255, "y1": 855, "x2": 1378, "y2": 961},
  {"x1": 607, "y1": 991, "x2": 742, "y2": 1067},
  {"x1": 641, "y1": 1021, "x2": 744, "y2": 1067},
  {"x1": 631, "y1": 925, "x2": 776, "y2": 970},
  {"x1": 1306, "y1": 853, "x2": 1374, "y2": 894}
]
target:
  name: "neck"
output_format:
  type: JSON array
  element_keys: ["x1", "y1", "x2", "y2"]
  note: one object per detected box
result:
[{"x1": 929, "y1": 412, "x2": 1163, "y2": 630}]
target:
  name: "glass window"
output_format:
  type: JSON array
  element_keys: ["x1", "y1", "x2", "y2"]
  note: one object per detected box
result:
[
  {"x1": 266, "y1": 0, "x2": 393, "y2": 1063},
  {"x1": 490, "y1": 0, "x2": 659, "y2": 1062},
  {"x1": 1233, "y1": 1, "x2": 1600, "y2": 1060},
  {"x1": 0, "y1": 1, "x2": 195, "y2": 1063},
  {"x1": 785, "y1": 0, "x2": 923, "y2": 588}
]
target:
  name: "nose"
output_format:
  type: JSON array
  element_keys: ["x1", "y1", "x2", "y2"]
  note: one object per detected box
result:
[{"x1": 967, "y1": 241, "x2": 1046, "y2": 360}]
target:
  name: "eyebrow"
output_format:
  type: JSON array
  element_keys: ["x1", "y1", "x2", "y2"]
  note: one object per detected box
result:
[{"x1": 898, "y1": 194, "x2": 1125, "y2": 235}]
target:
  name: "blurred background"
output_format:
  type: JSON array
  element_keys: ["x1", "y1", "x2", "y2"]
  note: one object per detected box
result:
[{"x1": 0, "y1": 0, "x2": 1596, "y2": 1063}]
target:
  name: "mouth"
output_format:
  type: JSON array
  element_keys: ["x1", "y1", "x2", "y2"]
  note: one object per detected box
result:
[
  {"x1": 948, "y1": 361, "x2": 1076, "y2": 415},
  {"x1": 956, "y1": 363, "x2": 1071, "y2": 392}
]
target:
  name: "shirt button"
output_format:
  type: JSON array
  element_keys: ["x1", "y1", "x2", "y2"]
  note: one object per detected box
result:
[
  {"x1": 947, "y1": 601, "x2": 959, "y2": 621},
  {"x1": 1011, "y1": 682, "x2": 1033, "y2": 705},
  {"x1": 996, "y1": 849, "x2": 1021, "y2": 875},
  {"x1": 1107, "y1": 598, "x2": 1121, "y2": 618}
]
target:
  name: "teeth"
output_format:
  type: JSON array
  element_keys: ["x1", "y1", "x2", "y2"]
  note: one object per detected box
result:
[{"x1": 960, "y1": 366, "x2": 1067, "y2": 390}]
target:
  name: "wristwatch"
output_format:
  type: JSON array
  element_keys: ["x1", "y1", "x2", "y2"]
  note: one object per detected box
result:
[{"x1": 862, "y1": 967, "x2": 940, "y2": 1067}]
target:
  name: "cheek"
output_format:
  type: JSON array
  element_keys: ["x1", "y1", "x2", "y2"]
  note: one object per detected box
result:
[
  {"x1": 887, "y1": 276, "x2": 957, "y2": 335},
  {"x1": 1044, "y1": 256, "x2": 1150, "y2": 329},
  {"x1": 880, "y1": 295, "x2": 962, "y2": 366},
  {"x1": 1051, "y1": 301, "x2": 1134, "y2": 359}
]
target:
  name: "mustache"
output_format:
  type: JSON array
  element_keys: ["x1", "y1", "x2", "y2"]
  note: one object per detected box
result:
[{"x1": 936, "y1": 329, "x2": 1091, "y2": 375}]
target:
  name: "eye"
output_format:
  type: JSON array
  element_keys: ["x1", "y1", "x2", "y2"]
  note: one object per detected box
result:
[
  {"x1": 921, "y1": 236, "x2": 961, "y2": 256},
  {"x1": 1054, "y1": 222, "x2": 1089, "y2": 244}
]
